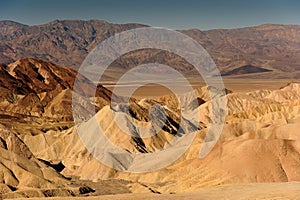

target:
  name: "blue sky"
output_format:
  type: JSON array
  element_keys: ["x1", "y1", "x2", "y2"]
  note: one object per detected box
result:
[{"x1": 1, "y1": 0, "x2": 300, "y2": 30}]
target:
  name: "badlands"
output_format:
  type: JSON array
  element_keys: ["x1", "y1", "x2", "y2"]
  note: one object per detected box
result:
[{"x1": 0, "y1": 58, "x2": 300, "y2": 199}]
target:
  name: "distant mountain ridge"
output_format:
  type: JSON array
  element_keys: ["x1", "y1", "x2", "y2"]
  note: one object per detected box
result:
[{"x1": 0, "y1": 20, "x2": 300, "y2": 78}]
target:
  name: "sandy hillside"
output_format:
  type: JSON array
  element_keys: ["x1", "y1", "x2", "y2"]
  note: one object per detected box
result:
[
  {"x1": 11, "y1": 182, "x2": 300, "y2": 200},
  {"x1": 1, "y1": 59, "x2": 300, "y2": 199},
  {"x1": 16, "y1": 82, "x2": 300, "y2": 196}
]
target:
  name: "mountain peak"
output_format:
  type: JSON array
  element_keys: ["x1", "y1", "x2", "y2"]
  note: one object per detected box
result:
[{"x1": 0, "y1": 20, "x2": 27, "y2": 26}]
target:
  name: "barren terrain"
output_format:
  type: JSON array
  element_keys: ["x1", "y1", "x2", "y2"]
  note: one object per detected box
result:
[
  {"x1": 0, "y1": 59, "x2": 300, "y2": 200},
  {"x1": 12, "y1": 182, "x2": 300, "y2": 200},
  {"x1": 1, "y1": 19, "x2": 300, "y2": 200}
]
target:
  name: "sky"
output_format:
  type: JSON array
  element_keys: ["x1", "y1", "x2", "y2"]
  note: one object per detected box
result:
[{"x1": 1, "y1": 0, "x2": 300, "y2": 30}]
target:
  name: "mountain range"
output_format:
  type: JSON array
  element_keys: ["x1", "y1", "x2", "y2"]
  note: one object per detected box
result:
[{"x1": 0, "y1": 20, "x2": 300, "y2": 78}]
